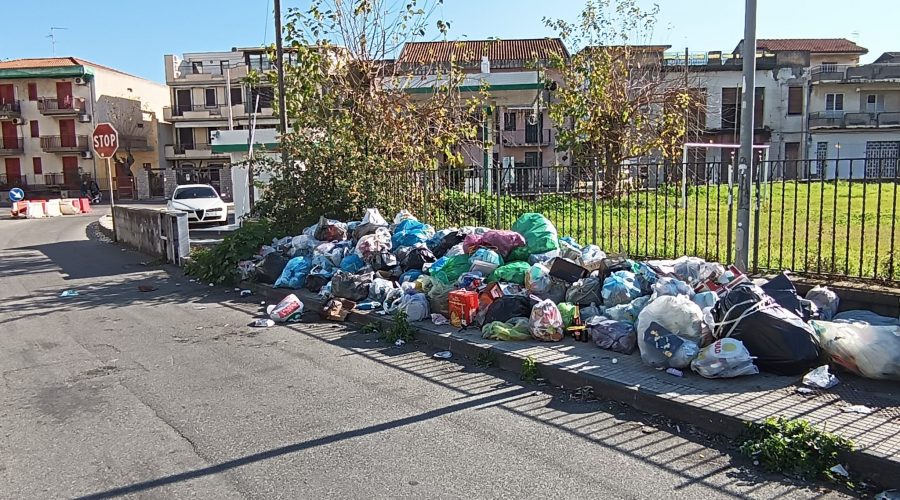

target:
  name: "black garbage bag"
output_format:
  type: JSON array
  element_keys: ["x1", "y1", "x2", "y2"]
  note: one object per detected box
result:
[
  {"x1": 598, "y1": 255, "x2": 631, "y2": 283},
  {"x1": 331, "y1": 271, "x2": 373, "y2": 301},
  {"x1": 305, "y1": 274, "x2": 330, "y2": 294},
  {"x1": 483, "y1": 296, "x2": 534, "y2": 325},
  {"x1": 589, "y1": 317, "x2": 637, "y2": 354},
  {"x1": 353, "y1": 222, "x2": 388, "y2": 241},
  {"x1": 256, "y1": 253, "x2": 289, "y2": 284},
  {"x1": 760, "y1": 272, "x2": 808, "y2": 320},
  {"x1": 367, "y1": 251, "x2": 398, "y2": 272},
  {"x1": 713, "y1": 283, "x2": 821, "y2": 376},
  {"x1": 432, "y1": 231, "x2": 465, "y2": 258},
  {"x1": 314, "y1": 216, "x2": 348, "y2": 242},
  {"x1": 399, "y1": 247, "x2": 436, "y2": 271}
]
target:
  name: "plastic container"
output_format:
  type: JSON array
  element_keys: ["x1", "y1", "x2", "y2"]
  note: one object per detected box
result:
[{"x1": 549, "y1": 258, "x2": 588, "y2": 283}]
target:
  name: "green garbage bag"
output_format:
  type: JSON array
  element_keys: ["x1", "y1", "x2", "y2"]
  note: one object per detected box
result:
[
  {"x1": 487, "y1": 261, "x2": 531, "y2": 285},
  {"x1": 558, "y1": 302, "x2": 577, "y2": 327},
  {"x1": 507, "y1": 246, "x2": 531, "y2": 262},
  {"x1": 512, "y1": 213, "x2": 559, "y2": 255},
  {"x1": 430, "y1": 254, "x2": 471, "y2": 285},
  {"x1": 482, "y1": 319, "x2": 532, "y2": 341}
]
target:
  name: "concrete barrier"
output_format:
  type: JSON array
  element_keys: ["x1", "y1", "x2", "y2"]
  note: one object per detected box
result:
[{"x1": 111, "y1": 206, "x2": 190, "y2": 265}]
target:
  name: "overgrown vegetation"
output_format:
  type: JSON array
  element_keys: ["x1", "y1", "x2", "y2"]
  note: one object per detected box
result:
[
  {"x1": 380, "y1": 310, "x2": 416, "y2": 344},
  {"x1": 184, "y1": 219, "x2": 279, "y2": 285},
  {"x1": 740, "y1": 417, "x2": 854, "y2": 483},
  {"x1": 521, "y1": 356, "x2": 539, "y2": 382},
  {"x1": 250, "y1": 0, "x2": 481, "y2": 228},
  {"x1": 475, "y1": 350, "x2": 498, "y2": 368}
]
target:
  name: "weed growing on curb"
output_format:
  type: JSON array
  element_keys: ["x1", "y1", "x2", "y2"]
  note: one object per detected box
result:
[
  {"x1": 521, "y1": 356, "x2": 539, "y2": 382},
  {"x1": 381, "y1": 311, "x2": 415, "y2": 344},
  {"x1": 475, "y1": 350, "x2": 498, "y2": 368},
  {"x1": 740, "y1": 417, "x2": 854, "y2": 484}
]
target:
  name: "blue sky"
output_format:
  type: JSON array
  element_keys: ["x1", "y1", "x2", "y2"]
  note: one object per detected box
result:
[{"x1": 2, "y1": 0, "x2": 892, "y2": 83}]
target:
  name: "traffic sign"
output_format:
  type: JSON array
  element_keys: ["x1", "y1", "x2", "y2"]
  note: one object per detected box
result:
[
  {"x1": 8, "y1": 187, "x2": 24, "y2": 203},
  {"x1": 91, "y1": 123, "x2": 119, "y2": 159}
]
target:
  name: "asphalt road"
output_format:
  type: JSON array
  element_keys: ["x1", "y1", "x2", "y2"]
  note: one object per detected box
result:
[{"x1": 0, "y1": 211, "x2": 849, "y2": 499}]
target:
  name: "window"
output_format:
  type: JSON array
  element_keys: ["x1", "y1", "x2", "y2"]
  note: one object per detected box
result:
[
  {"x1": 32, "y1": 157, "x2": 42, "y2": 175},
  {"x1": 204, "y1": 88, "x2": 217, "y2": 107},
  {"x1": 825, "y1": 93, "x2": 844, "y2": 111},
  {"x1": 191, "y1": 61, "x2": 203, "y2": 74},
  {"x1": 865, "y1": 141, "x2": 899, "y2": 178},
  {"x1": 230, "y1": 87, "x2": 243, "y2": 105},
  {"x1": 866, "y1": 94, "x2": 885, "y2": 113},
  {"x1": 721, "y1": 88, "x2": 740, "y2": 129},
  {"x1": 27, "y1": 83, "x2": 38, "y2": 101},
  {"x1": 787, "y1": 86, "x2": 804, "y2": 115},
  {"x1": 815, "y1": 141, "x2": 828, "y2": 177},
  {"x1": 29, "y1": 120, "x2": 39, "y2": 138},
  {"x1": 249, "y1": 86, "x2": 274, "y2": 111},
  {"x1": 503, "y1": 112, "x2": 516, "y2": 131}
]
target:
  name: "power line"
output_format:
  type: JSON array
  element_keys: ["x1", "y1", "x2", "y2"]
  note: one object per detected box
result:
[{"x1": 263, "y1": 0, "x2": 272, "y2": 46}]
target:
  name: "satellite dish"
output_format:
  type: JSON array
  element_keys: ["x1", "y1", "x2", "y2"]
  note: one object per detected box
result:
[{"x1": 527, "y1": 113, "x2": 538, "y2": 126}]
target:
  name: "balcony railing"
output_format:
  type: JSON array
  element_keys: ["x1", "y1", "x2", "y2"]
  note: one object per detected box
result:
[
  {"x1": 811, "y1": 64, "x2": 900, "y2": 82},
  {"x1": 0, "y1": 138, "x2": 24, "y2": 155},
  {"x1": 169, "y1": 104, "x2": 223, "y2": 118},
  {"x1": 40, "y1": 135, "x2": 89, "y2": 152},
  {"x1": 119, "y1": 134, "x2": 151, "y2": 151},
  {"x1": 0, "y1": 174, "x2": 26, "y2": 190},
  {"x1": 810, "y1": 64, "x2": 851, "y2": 82},
  {"x1": 43, "y1": 173, "x2": 65, "y2": 185},
  {"x1": 809, "y1": 111, "x2": 900, "y2": 129},
  {"x1": 38, "y1": 97, "x2": 86, "y2": 115},
  {"x1": 499, "y1": 129, "x2": 554, "y2": 147},
  {"x1": 0, "y1": 100, "x2": 21, "y2": 118}
]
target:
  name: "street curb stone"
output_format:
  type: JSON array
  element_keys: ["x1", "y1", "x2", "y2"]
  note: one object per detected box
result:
[{"x1": 245, "y1": 281, "x2": 899, "y2": 489}]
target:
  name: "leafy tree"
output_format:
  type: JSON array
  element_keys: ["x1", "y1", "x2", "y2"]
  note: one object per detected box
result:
[
  {"x1": 250, "y1": 0, "x2": 482, "y2": 228},
  {"x1": 544, "y1": 0, "x2": 701, "y2": 194}
]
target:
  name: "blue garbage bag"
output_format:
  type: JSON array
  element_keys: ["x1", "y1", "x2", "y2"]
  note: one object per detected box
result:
[
  {"x1": 400, "y1": 269, "x2": 423, "y2": 284},
  {"x1": 602, "y1": 271, "x2": 643, "y2": 307},
  {"x1": 429, "y1": 256, "x2": 449, "y2": 274},
  {"x1": 274, "y1": 256, "x2": 312, "y2": 289},
  {"x1": 340, "y1": 253, "x2": 366, "y2": 273},
  {"x1": 470, "y1": 248, "x2": 504, "y2": 267},
  {"x1": 392, "y1": 219, "x2": 432, "y2": 248}
]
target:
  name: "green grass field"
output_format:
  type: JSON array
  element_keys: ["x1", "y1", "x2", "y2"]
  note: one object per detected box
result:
[{"x1": 388, "y1": 181, "x2": 900, "y2": 281}]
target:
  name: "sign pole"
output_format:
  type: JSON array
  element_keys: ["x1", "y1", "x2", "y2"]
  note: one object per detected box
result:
[{"x1": 105, "y1": 156, "x2": 116, "y2": 241}]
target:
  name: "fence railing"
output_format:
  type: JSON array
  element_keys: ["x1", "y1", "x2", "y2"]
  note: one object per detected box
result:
[{"x1": 368, "y1": 157, "x2": 900, "y2": 283}]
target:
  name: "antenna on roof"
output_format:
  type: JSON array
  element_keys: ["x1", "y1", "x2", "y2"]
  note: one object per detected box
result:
[
  {"x1": 850, "y1": 31, "x2": 860, "y2": 42},
  {"x1": 46, "y1": 27, "x2": 68, "y2": 56}
]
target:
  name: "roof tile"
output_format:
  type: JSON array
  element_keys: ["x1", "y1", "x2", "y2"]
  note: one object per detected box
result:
[
  {"x1": 755, "y1": 38, "x2": 868, "y2": 54},
  {"x1": 398, "y1": 38, "x2": 569, "y2": 65}
]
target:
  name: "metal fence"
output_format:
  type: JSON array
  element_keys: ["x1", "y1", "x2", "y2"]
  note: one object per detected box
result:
[{"x1": 370, "y1": 157, "x2": 900, "y2": 283}]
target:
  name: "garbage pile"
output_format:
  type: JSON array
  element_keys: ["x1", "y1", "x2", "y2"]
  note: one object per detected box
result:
[{"x1": 240, "y1": 208, "x2": 900, "y2": 382}]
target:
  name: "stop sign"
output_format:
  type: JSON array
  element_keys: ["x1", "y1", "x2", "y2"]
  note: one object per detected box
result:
[{"x1": 92, "y1": 123, "x2": 119, "y2": 158}]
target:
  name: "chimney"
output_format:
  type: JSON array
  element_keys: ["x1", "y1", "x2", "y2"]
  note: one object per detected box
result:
[{"x1": 481, "y1": 56, "x2": 491, "y2": 74}]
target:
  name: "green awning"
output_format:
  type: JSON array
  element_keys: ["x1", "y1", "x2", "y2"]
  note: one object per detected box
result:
[{"x1": 0, "y1": 66, "x2": 95, "y2": 80}]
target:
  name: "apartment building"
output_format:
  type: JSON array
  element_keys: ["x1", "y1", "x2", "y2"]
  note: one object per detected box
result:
[
  {"x1": 0, "y1": 57, "x2": 170, "y2": 200},
  {"x1": 162, "y1": 48, "x2": 280, "y2": 200},
  {"x1": 660, "y1": 38, "x2": 867, "y2": 179},
  {"x1": 395, "y1": 38, "x2": 569, "y2": 192},
  {"x1": 806, "y1": 51, "x2": 900, "y2": 179}
]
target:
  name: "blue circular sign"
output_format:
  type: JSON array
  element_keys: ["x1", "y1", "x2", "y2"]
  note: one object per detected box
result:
[{"x1": 8, "y1": 187, "x2": 24, "y2": 203}]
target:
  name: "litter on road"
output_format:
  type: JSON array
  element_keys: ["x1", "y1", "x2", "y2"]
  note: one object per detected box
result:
[
  {"x1": 433, "y1": 351, "x2": 453, "y2": 359},
  {"x1": 59, "y1": 290, "x2": 79, "y2": 298}
]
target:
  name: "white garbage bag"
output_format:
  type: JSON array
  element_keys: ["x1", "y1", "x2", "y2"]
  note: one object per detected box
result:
[
  {"x1": 812, "y1": 320, "x2": 900, "y2": 381},
  {"x1": 691, "y1": 338, "x2": 759, "y2": 378}
]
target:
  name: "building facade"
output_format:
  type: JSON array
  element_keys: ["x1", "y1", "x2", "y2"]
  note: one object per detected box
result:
[
  {"x1": 806, "y1": 51, "x2": 900, "y2": 179},
  {"x1": 0, "y1": 57, "x2": 170, "y2": 200},
  {"x1": 162, "y1": 48, "x2": 280, "y2": 200},
  {"x1": 395, "y1": 39, "x2": 570, "y2": 192}
]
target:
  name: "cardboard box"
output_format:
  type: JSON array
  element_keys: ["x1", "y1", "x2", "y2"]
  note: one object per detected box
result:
[{"x1": 449, "y1": 289, "x2": 479, "y2": 328}]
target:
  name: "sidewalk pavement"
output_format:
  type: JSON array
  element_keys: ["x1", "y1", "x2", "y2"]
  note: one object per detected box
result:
[{"x1": 246, "y1": 282, "x2": 900, "y2": 489}]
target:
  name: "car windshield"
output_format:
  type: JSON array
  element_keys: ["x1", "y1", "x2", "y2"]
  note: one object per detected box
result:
[{"x1": 174, "y1": 187, "x2": 218, "y2": 200}]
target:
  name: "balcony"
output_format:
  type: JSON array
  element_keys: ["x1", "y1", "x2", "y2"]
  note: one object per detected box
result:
[
  {"x1": 499, "y1": 129, "x2": 554, "y2": 147},
  {"x1": 0, "y1": 174, "x2": 26, "y2": 190},
  {"x1": 809, "y1": 111, "x2": 900, "y2": 129},
  {"x1": 811, "y1": 64, "x2": 900, "y2": 83},
  {"x1": 38, "y1": 97, "x2": 87, "y2": 116},
  {"x1": 40, "y1": 135, "x2": 89, "y2": 153},
  {"x1": 0, "y1": 100, "x2": 21, "y2": 119},
  {"x1": 164, "y1": 142, "x2": 228, "y2": 160},
  {"x1": 164, "y1": 104, "x2": 225, "y2": 121},
  {"x1": 0, "y1": 138, "x2": 24, "y2": 156}
]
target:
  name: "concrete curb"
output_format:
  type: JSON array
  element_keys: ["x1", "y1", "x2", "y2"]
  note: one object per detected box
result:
[{"x1": 246, "y1": 280, "x2": 899, "y2": 489}]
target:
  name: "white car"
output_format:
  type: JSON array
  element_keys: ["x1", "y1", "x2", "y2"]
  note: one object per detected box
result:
[{"x1": 167, "y1": 184, "x2": 228, "y2": 225}]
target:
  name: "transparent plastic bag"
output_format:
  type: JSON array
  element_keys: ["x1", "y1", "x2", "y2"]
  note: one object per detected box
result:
[
  {"x1": 812, "y1": 320, "x2": 900, "y2": 381},
  {"x1": 529, "y1": 299, "x2": 564, "y2": 342},
  {"x1": 691, "y1": 338, "x2": 759, "y2": 379}
]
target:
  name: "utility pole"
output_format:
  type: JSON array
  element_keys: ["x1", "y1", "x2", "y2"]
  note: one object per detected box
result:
[
  {"x1": 735, "y1": 0, "x2": 757, "y2": 272},
  {"x1": 273, "y1": 0, "x2": 288, "y2": 135}
]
